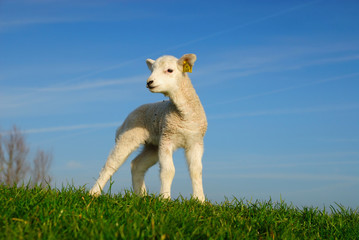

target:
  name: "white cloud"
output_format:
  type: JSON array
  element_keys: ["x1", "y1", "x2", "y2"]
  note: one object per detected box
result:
[
  {"x1": 207, "y1": 173, "x2": 359, "y2": 182},
  {"x1": 319, "y1": 138, "x2": 359, "y2": 143},
  {"x1": 208, "y1": 72, "x2": 359, "y2": 106},
  {"x1": 0, "y1": 74, "x2": 147, "y2": 118},
  {"x1": 0, "y1": 17, "x2": 86, "y2": 28},
  {"x1": 33, "y1": 75, "x2": 146, "y2": 92},
  {"x1": 205, "y1": 152, "x2": 359, "y2": 170},
  {"x1": 209, "y1": 103, "x2": 359, "y2": 120},
  {"x1": 0, "y1": 122, "x2": 122, "y2": 136},
  {"x1": 160, "y1": 0, "x2": 323, "y2": 53},
  {"x1": 0, "y1": 2, "x2": 156, "y2": 32},
  {"x1": 21, "y1": 122, "x2": 122, "y2": 135},
  {"x1": 66, "y1": 161, "x2": 83, "y2": 170},
  {"x1": 198, "y1": 54, "x2": 359, "y2": 84}
]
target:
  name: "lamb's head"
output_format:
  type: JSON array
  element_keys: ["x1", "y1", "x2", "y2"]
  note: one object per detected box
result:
[{"x1": 146, "y1": 54, "x2": 197, "y2": 96}]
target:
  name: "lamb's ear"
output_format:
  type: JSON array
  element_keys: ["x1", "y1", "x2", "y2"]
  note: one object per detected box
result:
[
  {"x1": 177, "y1": 54, "x2": 197, "y2": 73},
  {"x1": 146, "y1": 59, "x2": 155, "y2": 71}
]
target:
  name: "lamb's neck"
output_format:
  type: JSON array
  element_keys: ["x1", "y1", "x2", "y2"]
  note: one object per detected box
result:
[{"x1": 168, "y1": 78, "x2": 205, "y2": 120}]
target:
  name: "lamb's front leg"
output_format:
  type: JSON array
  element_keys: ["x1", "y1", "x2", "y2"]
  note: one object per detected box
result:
[
  {"x1": 185, "y1": 142, "x2": 205, "y2": 202},
  {"x1": 158, "y1": 143, "x2": 175, "y2": 200}
]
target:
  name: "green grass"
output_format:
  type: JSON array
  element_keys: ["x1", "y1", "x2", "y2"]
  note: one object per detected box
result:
[{"x1": 0, "y1": 184, "x2": 358, "y2": 239}]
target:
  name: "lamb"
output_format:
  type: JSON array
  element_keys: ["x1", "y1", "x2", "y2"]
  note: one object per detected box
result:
[{"x1": 89, "y1": 53, "x2": 208, "y2": 202}]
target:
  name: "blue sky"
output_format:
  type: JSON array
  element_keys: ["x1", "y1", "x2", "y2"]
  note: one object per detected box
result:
[{"x1": 1, "y1": 0, "x2": 359, "y2": 208}]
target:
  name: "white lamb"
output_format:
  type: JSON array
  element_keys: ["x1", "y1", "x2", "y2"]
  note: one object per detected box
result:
[{"x1": 89, "y1": 53, "x2": 208, "y2": 202}]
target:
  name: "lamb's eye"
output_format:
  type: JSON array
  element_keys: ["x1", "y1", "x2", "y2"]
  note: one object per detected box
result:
[{"x1": 167, "y1": 69, "x2": 173, "y2": 73}]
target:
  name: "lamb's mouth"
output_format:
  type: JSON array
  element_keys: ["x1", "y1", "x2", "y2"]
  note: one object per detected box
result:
[{"x1": 148, "y1": 86, "x2": 156, "y2": 90}]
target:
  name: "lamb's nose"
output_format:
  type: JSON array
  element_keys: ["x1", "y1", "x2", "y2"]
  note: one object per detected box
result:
[{"x1": 146, "y1": 80, "x2": 154, "y2": 88}]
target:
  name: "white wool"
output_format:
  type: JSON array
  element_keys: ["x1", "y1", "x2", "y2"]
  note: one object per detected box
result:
[{"x1": 89, "y1": 54, "x2": 207, "y2": 202}]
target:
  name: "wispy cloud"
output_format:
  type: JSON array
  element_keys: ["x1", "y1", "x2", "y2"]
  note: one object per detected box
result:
[
  {"x1": 270, "y1": 55, "x2": 359, "y2": 73},
  {"x1": 209, "y1": 103, "x2": 359, "y2": 120},
  {"x1": 206, "y1": 152, "x2": 359, "y2": 170},
  {"x1": 0, "y1": 1, "x2": 155, "y2": 31},
  {"x1": 66, "y1": 161, "x2": 83, "y2": 170},
  {"x1": 0, "y1": 121, "x2": 122, "y2": 136},
  {"x1": 160, "y1": 0, "x2": 323, "y2": 53},
  {"x1": 33, "y1": 75, "x2": 146, "y2": 92},
  {"x1": 260, "y1": 173, "x2": 357, "y2": 182},
  {"x1": 207, "y1": 173, "x2": 359, "y2": 182},
  {"x1": 209, "y1": 73, "x2": 359, "y2": 106},
  {"x1": 199, "y1": 53, "x2": 359, "y2": 85},
  {"x1": 0, "y1": 17, "x2": 87, "y2": 29},
  {"x1": 0, "y1": 74, "x2": 146, "y2": 115},
  {"x1": 21, "y1": 122, "x2": 122, "y2": 135},
  {"x1": 2, "y1": 0, "x2": 322, "y2": 81},
  {"x1": 319, "y1": 138, "x2": 359, "y2": 143}
]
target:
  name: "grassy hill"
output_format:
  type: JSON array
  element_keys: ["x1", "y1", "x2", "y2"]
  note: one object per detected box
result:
[{"x1": 1, "y1": 184, "x2": 358, "y2": 239}]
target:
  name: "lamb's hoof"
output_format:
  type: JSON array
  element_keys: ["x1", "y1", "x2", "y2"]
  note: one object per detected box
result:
[
  {"x1": 89, "y1": 187, "x2": 102, "y2": 197},
  {"x1": 193, "y1": 194, "x2": 205, "y2": 203},
  {"x1": 159, "y1": 193, "x2": 172, "y2": 201}
]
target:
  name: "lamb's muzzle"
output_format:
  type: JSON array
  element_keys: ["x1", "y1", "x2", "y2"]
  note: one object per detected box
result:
[{"x1": 146, "y1": 80, "x2": 154, "y2": 89}]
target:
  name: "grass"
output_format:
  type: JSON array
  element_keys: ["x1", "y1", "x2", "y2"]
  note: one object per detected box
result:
[{"x1": 0, "y1": 184, "x2": 358, "y2": 239}]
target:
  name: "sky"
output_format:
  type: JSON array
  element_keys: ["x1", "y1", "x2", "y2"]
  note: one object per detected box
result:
[{"x1": 1, "y1": 0, "x2": 359, "y2": 209}]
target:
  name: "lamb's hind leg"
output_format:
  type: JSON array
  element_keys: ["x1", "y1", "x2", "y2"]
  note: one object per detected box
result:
[
  {"x1": 131, "y1": 144, "x2": 159, "y2": 195},
  {"x1": 89, "y1": 129, "x2": 145, "y2": 196}
]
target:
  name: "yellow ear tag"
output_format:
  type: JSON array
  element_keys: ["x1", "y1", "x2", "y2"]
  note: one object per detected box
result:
[{"x1": 183, "y1": 60, "x2": 192, "y2": 73}]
